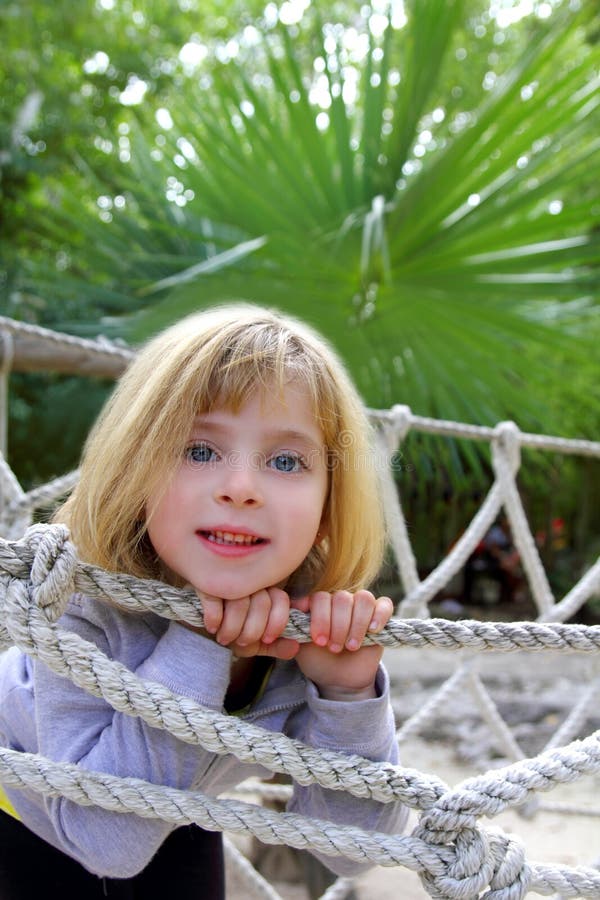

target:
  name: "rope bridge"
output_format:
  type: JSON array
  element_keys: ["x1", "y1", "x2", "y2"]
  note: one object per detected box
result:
[{"x1": 1, "y1": 317, "x2": 599, "y2": 899}]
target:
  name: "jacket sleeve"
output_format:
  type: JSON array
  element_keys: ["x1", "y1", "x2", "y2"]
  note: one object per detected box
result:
[
  {"x1": 31, "y1": 598, "x2": 247, "y2": 877},
  {"x1": 286, "y1": 665, "x2": 409, "y2": 876}
]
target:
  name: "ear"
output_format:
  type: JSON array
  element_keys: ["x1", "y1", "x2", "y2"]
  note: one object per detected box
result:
[{"x1": 314, "y1": 522, "x2": 328, "y2": 545}]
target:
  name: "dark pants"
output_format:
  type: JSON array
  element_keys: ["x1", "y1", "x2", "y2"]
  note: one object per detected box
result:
[{"x1": 0, "y1": 811, "x2": 225, "y2": 899}]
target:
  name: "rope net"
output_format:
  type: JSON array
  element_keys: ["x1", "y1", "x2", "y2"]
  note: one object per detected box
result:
[{"x1": 1, "y1": 318, "x2": 599, "y2": 899}]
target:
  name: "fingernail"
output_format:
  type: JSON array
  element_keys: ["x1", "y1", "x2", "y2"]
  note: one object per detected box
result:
[
  {"x1": 346, "y1": 638, "x2": 359, "y2": 651},
  {"x1": 329, "y1": 642, "x2": 342, "y2": 653},
  {"x1": 315, "y1": 635, "x2": 328, "y2": 647},
  {"x1": 369, "y1": 619, "x2": 378, "y2": 631}
]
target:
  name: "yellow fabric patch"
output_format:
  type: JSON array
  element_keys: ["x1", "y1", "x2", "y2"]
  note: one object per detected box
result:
[{"x1": 0, "y1": 785, "x2": 19, "y2": 820}]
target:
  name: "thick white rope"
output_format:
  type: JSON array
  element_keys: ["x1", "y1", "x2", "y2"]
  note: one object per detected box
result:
[
  {"x1": 543, "y1": 679, "x2": 600, "y2": 753},
  {"x1": 225, "y1": 835, "x2": 356, "y2": 900},
  {"x1": 2, "y1": 526, "x2": 600, "y2": 655},
  {"x1": 465, "y1": 667, "x2": 527, "y2": 763},
  {"x1": 317, "y1": 876, "x2": 356, "y2": 900},
  {"x1": 372, "y1": 407, "x2": 600, "y2": 831},
  {"x1": 375, "y1": 416, "x2": 422, "y2": 609},
  {"x1": 1, "y1": 745, "x2": 600, "y2": 898},
  {"x1": 7, "y1": 470, "x2": 80, "y2": 516},
  {"x1": 0, "y1": 471, "x2": 80, "y2": 542},
  {"x1": 371, "y1": 407, "x2": 600, "y2": 459},
  {"x1": 1, "y1": 526, "x2": 600, "y2": 898},
  {"x1": 0, "y1": 316, "x2": 134, "y2": 366},
  {"x1": 539, "y1": 560, "x2": 600, "y2": 624},
  {"x1": 490, "y1": 422, "x2": 555, "y2": 615},
  {"x1": 396, "y1": 664, "x2": 473, "y2": 743},
  {"x1": 224, "y1": 783, "x2": 356, "y2": 899},
  {"x1": 224, "y1": 837, "x2": 285, "y2": 900},
  {"x1": 0, "y1": 452, "x2": 24, "y2": 513},
  {"x1": 0, "y1": 531, "x2": 450, "y2": 807},
  {"x1": 0, "y1": 746, "x2": 438, "y2": 868}
]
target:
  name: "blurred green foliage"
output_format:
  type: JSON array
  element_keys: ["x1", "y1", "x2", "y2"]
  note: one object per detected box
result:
[{"x1": 1, "y1": 0, "x2": 599, "y2": 581}]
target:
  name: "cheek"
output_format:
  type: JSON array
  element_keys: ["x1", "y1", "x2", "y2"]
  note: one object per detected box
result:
[
  {"x1": 146, "y1": 470, "x2": 191, "y2": 521},
  {"x1": 296, "y1": 481, "x2": 328, "y2": 537},
  {"x1": 145, "y1": 510, "x2": 167, "y2": 557},
  {"x1": 145, "y1": 487, "x2": 183, "y2": 551}
]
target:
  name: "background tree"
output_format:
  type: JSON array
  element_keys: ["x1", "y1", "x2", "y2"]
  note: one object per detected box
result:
[{"x1": 2, "y1": 0, "x2": 599, "y2": 580}]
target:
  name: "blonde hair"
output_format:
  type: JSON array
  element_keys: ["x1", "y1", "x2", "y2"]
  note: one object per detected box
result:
[{"x1": 56, "y1": 304, "x2": 386, "y2": 593}]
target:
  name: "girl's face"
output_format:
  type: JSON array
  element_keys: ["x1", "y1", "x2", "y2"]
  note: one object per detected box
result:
[{"x1": 146, "y1": 381, "x2": 329, "y2": 600}]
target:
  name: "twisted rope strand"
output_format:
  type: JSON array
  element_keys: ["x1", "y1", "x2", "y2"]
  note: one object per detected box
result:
[
  {"x1": 0, "y1": 316, "x2": 134, "y2": 365},
  {"x1": 371, "y1": 408, "x2": 600, "y2": 458},
  {"x1": 7, "y1": 470, "x2": 80, "y2": 516},
  {"x1": 224, "y1": 837, "x2": 285, "y2": 900},
  {"x1": 3, "y1": 745, "x2": 599, "y2": 898},
  {"x1": 0, "y1": 747, "x2": 452, "y2": 872},
  {"x1": 2, "y1": 527, "x2": 600, "y2": 654},
  {"x1": 1, "y1": 572, "x2": 448, "y2": 808},
  {"x1": 418, "y1": 730, "x2": 600, "y2": 839},
  {"x1": 1, "y1": 523, "x2": 599, "y2": 898}
]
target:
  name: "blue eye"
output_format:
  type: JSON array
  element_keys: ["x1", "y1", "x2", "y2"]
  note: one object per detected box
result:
[
  {"x1": 271, "y1": 453, "x2": 304, "y2": 473},
  {"x1": 186, "y1": 443, "x2": 217, "y2": 464}
]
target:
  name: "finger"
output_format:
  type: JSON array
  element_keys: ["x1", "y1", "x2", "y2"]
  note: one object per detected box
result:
[
  {"x1": 369, "y1": 596, "x2": 394, "y2": 632},
  {"x1": 289, "y1": 595, "x2": 310, "y2": 613},
  {"x1": 258, "y1": 638, "x2": 299, "y2": 660},
  {"x1": 200, "y1": 593, "x2": 225, "y2": 635},
  {"x1": 216, "y1": 596, "x2": 251, "y2": 645},
  {"x1": 262, "y1": 588, "x2": 291, "y2": 644},
  {"x1": 329, "y1": 590, "x2": 354, "y2": 653},
  {"x1": 235, "y1": 590, "x2": 271, "y2": 647},
  {"x1": 231, "y1": 638, "x2": 299, "y2": 660},
  {"x1": 345, "y1": 590, "x2": 377, "y2": 651},
  {"x1": 308, "y1": 591, "x2": 332, "y2": 647}
]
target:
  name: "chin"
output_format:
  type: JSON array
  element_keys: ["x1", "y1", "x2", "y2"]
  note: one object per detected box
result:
[
  {"x1": 204, "y1": 584, "x2": 264, "y2": 601},
  {"x1": 222, "y1": 591, "x2": 256, "y2": 602}
]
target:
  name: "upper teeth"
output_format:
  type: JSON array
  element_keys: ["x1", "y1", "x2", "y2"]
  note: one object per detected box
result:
[{"x1": 208, "y1": 530, "x2": 260, "y2": 545}]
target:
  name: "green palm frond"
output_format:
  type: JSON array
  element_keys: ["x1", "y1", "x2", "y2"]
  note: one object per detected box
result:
[{"x1": 23, "y1": 0, "x2": 600, "y2": 439}]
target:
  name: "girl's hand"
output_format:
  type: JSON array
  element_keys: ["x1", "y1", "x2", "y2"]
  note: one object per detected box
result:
[
  {"x1": 194, "y1": 587, "x2": 299, "y2": 661},
  {"x1": 291, "y1": 590, "x2": 394, "y2": 701}
]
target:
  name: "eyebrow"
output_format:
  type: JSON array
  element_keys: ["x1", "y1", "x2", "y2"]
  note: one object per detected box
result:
[
  {"x1": 265, "y1": 427, "x2": 324, "y2": 451},
  {"x1": 191, "y1": 418, "x2": 324, "y2": 451}
]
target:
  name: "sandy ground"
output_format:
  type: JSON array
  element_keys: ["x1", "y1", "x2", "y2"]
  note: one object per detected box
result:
[{"x1": 227, "y1": 645, "x2": 600, "y2": 899}]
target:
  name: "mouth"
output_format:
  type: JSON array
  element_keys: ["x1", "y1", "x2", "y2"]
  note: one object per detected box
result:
[{"x1": 197, "y1": 529, "x2": 268, "y2": 547}]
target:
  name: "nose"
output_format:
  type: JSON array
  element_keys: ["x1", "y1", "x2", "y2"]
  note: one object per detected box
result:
[{"x1": 215, "y1": 460, "x2": 263, "y2": 508}]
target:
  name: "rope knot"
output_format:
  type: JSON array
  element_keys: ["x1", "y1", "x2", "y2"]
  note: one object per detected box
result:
[
  {"x1": 484, "y1": 829, "x2": 532, "y2": 900},
  {"x1": 415, "y1": 824, "x2": 495, "y2": 899},
  {"x1": 26, "y1": 523, "x2": 76, "y2": 621},
  {"x1": 492, "y1": 421, "x2": 522, "y2": 475},
  {"x1": 415, "y1": 804, "x2": 532, "y2": 900},
  {"x1": 389, "y1": 404, "x2": 413, "y2": 444}
]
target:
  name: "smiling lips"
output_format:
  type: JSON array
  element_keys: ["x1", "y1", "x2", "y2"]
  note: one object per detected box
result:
[{"x1": 196, "y1": 529, "x2": 269, "y2": 556}]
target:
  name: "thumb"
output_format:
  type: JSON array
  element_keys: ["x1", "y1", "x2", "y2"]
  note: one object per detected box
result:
[{"x1": 199, "y1": 592, "x2": 225, "y2": 634}]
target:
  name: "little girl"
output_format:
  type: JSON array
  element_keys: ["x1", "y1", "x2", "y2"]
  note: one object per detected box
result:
[{"x1": 0, "y1": 304, "x2": 407, "y2": 898}]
